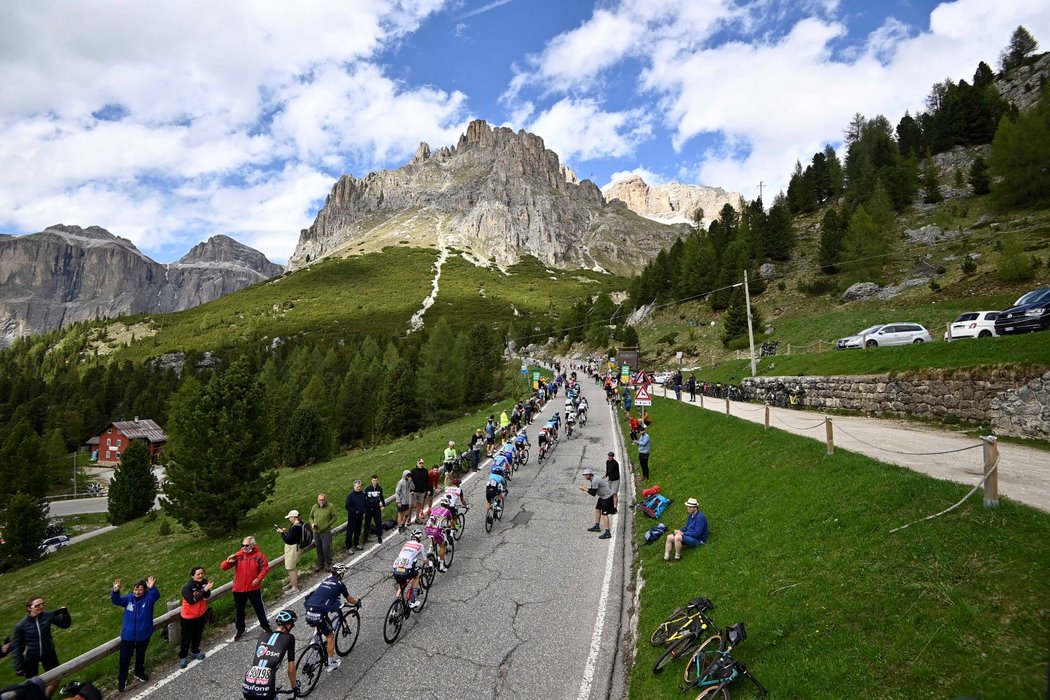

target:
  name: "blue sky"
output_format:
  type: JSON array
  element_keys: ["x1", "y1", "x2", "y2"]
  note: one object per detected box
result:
[{"x1": 1, "y1": 0, "x2": 1048, "y2": 264}]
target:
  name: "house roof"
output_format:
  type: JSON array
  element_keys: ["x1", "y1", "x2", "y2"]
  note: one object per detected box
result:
[{"x1": 110, "y1": 419, "x2": 167, "y2": 444}]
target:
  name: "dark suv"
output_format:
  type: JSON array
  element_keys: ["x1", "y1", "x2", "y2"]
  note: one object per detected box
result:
[{"x1": 994, "y1": 287, "x2": 1050, "y2": 335}]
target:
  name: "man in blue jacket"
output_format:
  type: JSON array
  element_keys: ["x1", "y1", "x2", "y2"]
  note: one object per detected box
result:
[
  {"x1": 111, "y1": 576, "x2": 160, "y2": 691},
  {"x1": 664, "y1": 498, "x2": 708, "y2": 561}
]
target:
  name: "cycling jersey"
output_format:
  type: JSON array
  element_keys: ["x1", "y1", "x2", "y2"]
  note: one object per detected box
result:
[
  {"x1": 487, "y1": 474, "x2": 506, "y2": 490},
  {"x1": 491, "y1": 454, "x2": 509, "y2": 472},
  {"x1": 538, "y1": 430, "x2": 549, "y2": 445},
  {"x1": 304, "y1": 575, "x2": 348, "y2": 614},
  {"x1": 444, "y1": 486, "x2": 464, "y2": 507},
  {"x1": 426, "y1": 505, "x2": 452, "y2": 530},
  {"x1": 392, "y1": 541, "x2": 424, "y2": 574},
  {"x1": 514, "y1": 432, "x2": 528, "y2": 446},
  {"x1": 566, "y1": 411, "x2": 576, "y2": 424},
  {"x1": 242, "y1": 630, "x2": 296, "y2": 699}
]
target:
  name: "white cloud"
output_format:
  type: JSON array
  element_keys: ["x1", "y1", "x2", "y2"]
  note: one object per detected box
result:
[{"x1": 527, "y1": 99, "x2": 652, "y2": 163}]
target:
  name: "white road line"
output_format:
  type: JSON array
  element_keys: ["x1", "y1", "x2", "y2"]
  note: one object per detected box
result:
[{"x1": 576, "y1": 399, "x2": 619, "y2": 700}]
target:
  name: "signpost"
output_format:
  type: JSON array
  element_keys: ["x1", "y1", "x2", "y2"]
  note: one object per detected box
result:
[
  {"x1": 532, "y1": 370, "x2": 540, "y2": 389},
  {"x1": 634, "y1": 386, "x2": 652, "y2": 406}
]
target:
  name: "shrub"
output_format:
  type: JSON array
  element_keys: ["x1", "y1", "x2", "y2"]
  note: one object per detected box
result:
[{"x1": 796, "y1": 277, "x2": 839, "y2": 297}]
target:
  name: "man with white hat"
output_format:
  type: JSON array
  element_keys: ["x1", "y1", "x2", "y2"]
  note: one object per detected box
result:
[
  {"x1": 276, "y1": 510, "x2": 304, "y2": 592},
  {"x1": 665, "y1": 498, "x2": 708, "y2": 561},
  {"x1": 579, "y1": 469, "x2": 615, "y2": 540}
]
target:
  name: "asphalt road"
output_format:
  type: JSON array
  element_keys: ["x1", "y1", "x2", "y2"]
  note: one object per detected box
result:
[{"x1": 136, "y1": 380, "x2": 631, "y2": 700}]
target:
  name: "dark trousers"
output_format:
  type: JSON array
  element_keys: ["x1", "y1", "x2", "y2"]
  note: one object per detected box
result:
[
  {"x1": 179, "y1": 615, "x2": 206, "y2": 658},
  {"x1": 118, "y1": 639, "x2": 149, "y2": 685},
  {"x1": 315, "y1": 530, "x2": 333, "y2": 569},
  {"x1": 19, "y1": 649, "x2": 59, "y2": 678},
  {"x1": 689, "y1": 387, "x2": 696, "y2": 401},
  {"x1": 639, "y1": 453, "x2": 650, "y2": 479},
  {"x1": 346, "y1": 511, "x2": 363, "y2": 548},
  {"x1": 233, "y1": 590, "x2": 269, "y2": 634},
  {"x1": 363, "y1": 505, "x2": 383, "y2": 542}
]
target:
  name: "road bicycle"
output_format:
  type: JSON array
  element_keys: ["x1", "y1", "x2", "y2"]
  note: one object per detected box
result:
[
  {"x1": 295, "y1": 602, "x2": 361, "y2": 696},
  {"x1": 484, "y1": 494, "x2": 505, "y2": 533},
  {"x1": 383, "y1": 562, "x2": 433, "y2": 644},
  {"x1": 565, "y1": 418, "x2": 576, "y2": 437},
  {"x1": 424, "y1": 527, "x2": 455, "y2": 570},
  {"x1": 683, "y1": 622, "x2": 768, "y2": 699},
  {"x1": 652, "y1": 598, "x2": 718, "y2": 674},
  {"x1": 450, "y1": 505, "x2": 468, "y2": 541},
  {"x1": 514, "y1": 445, "x2": 529, "y2": 467}
]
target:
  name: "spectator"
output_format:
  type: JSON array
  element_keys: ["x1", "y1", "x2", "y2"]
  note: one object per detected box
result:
[
  {"x1": 410, "y1": 459, "x2": 430, "y2": 523},
  {"x1": 665, "y1": 498, "x2": 708, "y2": 561},
  {"x1": 394, "y1": 470, "x2": 413, "y2": 533},
  {"x1": 628, "y1": 415, "x2": 641, "y2": 442},
  {"x1": 344, "y1": 481, "x2": 366, "y2": 552},
  {"x1": 634, "y1": 426, "x2": 651, "y2": 480},
  {"x1": 499, "y1": 410, "x2": 510, "y2": 437},
  {"x1": 673, "y1": 370, "x2": 683, "y2": 401},
  {"x1": 277, "y1": 511, "x2": 304, "y2": 592},
  {"x1": 221, "y1": 536, "x2": 271, "y2": 642},
  {"x1": 309, "y1": 493, "x2": 336, "y2": 572},
  {"x1": 484, "y1": 417, "x2": 497, "y2": 457},
  {"x1": 579, "y1": 469, "x2": 614, "y2": 540},
  {"x1": 604, "y1": 451, "x2": 621, "y2": 511},
  {"x1": 642, "y1": 409, "x2": 653, "y2": 428},
  {"x1": 178, "y1": 567, "x2": 213, "y2": 668},
  {"x1": 10, "y1": 596, "x2": 71, "y2": 679},
  {"x1": 469, "y1": 429, "x2": 484, "y2": 470},
  {"x1": 362, "y1": 474, "x2": 385, "y2": 545},
  {"x1": 687, "y1": 373, "x2": 697, "y2": 402},
  {"x1": 111, "y1": 576, "x2": 160, "y2": 691}
]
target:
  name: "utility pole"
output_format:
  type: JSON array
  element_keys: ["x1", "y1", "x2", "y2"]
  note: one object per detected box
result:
[
  {"x1": 744, "y1": 270, "x2": 757, "y2": 377},
  {"x1": 757, "y1": 181, "x2": 765, "y2": 202}
]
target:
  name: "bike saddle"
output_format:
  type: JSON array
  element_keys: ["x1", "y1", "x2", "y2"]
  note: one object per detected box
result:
[
  {"x1": 727, "y1": 622, "x2": 747, "y2": 646},
  {"x1": 687, "y1": 596, "x2": 714, "y2": 611}
]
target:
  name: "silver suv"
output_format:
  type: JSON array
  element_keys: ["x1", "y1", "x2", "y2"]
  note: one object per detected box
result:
[{"x1": 837, "y1": 323, "x2": 932, "y2": 350}]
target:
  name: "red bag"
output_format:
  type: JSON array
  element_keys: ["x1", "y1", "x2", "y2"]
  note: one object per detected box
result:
[{"x1": 641, "y1": 484, "x2": 661, "y2": 499}]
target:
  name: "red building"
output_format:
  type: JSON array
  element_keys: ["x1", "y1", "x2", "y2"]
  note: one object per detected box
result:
[{"x1": 88, "y1": 419, "x2": 167, "y2": 466}]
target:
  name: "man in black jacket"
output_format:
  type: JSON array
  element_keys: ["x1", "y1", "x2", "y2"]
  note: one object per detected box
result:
[
  {"x1": 345, "y1": 480, "x2": 367, "y2": 552},
  {"x1": 11, "y1": 596, "x2": 71, "y2": 678},
  {"x1": 362, "y1": 475, "x2": 384, "y2": 545}
]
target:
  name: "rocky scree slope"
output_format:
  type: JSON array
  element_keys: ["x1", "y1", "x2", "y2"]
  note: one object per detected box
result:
[
  {"x1": 0, "y1": 225, "x2": 283, "y2": 346},
  {"x1": 288, "y1": 119, "x2": 690, "y2": 275}
]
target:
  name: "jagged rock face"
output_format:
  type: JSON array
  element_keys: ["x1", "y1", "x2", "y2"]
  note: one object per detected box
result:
[
  {"x1": 996, "y1": 53, "x2": 1050, "y2": 113},
  {"x1": 603, "y1": 176, "x2": 741, "y2": 229},
  {"x1": 288, "y1": 120, "x2": 690, "y2": 275},
  {"x1": 0, "y1": 225, "x2": 283, "y2": 347}
]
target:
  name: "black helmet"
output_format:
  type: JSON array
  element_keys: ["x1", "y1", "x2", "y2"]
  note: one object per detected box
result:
[{"x1": 274, "y1": 609, "x2": 297, "y2": 626}]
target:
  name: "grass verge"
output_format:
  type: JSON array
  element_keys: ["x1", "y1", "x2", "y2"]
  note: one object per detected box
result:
[{"x1": 625, "y1": 396, "x2": 1050, "y2": 699}]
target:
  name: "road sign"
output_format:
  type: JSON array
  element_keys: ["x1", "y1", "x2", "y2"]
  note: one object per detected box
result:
[
  {"x1": 634, "y1": 386, "x2": 652, "y2": 406},
  {"x1": 634, "y1": 371, "x2": 653, "y2": 386}
]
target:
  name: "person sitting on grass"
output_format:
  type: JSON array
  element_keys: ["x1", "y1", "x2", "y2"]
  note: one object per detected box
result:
[{"x1": 665, "y1": 498, "x2": 708, "y2": 561}]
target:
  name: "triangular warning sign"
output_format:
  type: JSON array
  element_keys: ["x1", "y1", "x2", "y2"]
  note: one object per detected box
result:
[
  {"x1": 635, "y1": 386, "x2": 652, "y2": 401},
  {"x1": 634, "y1": 371, "x2": 653, "y2": 386}
]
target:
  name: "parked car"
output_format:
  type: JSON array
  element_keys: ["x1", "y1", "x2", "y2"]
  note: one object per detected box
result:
[
  {"x1": 944, "y1": 311, "x2": 999, "y2": 340},
  {"x1": 837, "y1": 323, "x2": 932, "y2": 350},
  {"x1": 994, "y1": 287, "x2": 1050, "y2": 335},
  {"x1": 653, "y1": 372, "x2": 672, "y2": 385},
  {"x1": 40, "y1": 535, "x2": 70, "y2": 555}
]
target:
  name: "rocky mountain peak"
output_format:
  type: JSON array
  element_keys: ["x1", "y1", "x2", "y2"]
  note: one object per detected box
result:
[
  {"x1": 603, "y1": 177, "x2": 741, "y2": 228},
  {"x1": 176, "y1": 234, "x2": 284, "y2": 277},
  {"x1": 289, "y1": 119, "x2": 688, "y2": 274}
]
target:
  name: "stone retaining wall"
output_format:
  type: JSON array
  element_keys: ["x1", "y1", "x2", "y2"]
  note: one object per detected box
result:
[{"x1": 740, "y1": 371, "x2": 1050, "y2": 441}]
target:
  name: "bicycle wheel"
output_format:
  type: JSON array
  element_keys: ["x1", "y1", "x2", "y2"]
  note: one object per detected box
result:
[
  {"x1": 683, "y1": 634, "x2": 722, "y2": 685},
  {"x1": 444, "y1": 536, "x2": 455, "y2": 567},
  {"x1": 415, "y1": 577, "x2": 431, "y2": 611},
  {"x1": 295, "y1": 643, "x2": 324, "y2": 696},
  {"x1": 694, "y1": 686, "x2": 729, "y2": 700},
  {"x1": 521, "y1": 448, "x2": 529, "y2": 464},
  {"x1": 650, "y1": 608, "x2": 687, "y2": 646},
  {"x1": 485, "y1": 510, "x2": 493, "y2": 533},
  {"x1": 653, "y1": 633, "x2": 695, "y2": 674},
  {"x1": 335, "y1": 609, "x2": 360, "y2": 657},
  {"x1": 420, "y1": 558, "x2": 437, "y2": 590},
  {"x1": 453, "y1": 512, "x2": 465, "y2": 541},
  {"x1": 383, "y1": 598, "x2": 406, "y2": 644}
]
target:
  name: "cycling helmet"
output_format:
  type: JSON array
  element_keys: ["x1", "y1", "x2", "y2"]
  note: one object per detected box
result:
[
  {"x1": 438, "y1": 496, "x2": 452, "y2": 508},
  {"x1": 329, "y1": 563, "x2": 347, "y2": 577},
  {"x1": 451, "y1": 477, "x2": 461, "y2": 485},
  {"x1": 274, "y1": 609, "x2": 297, "y2": 626},
  {"x1": 491, "y1": 465, "x2": 505, "y2": 476},
  {"x1": 410, "y1": 529, "x2": 424, "y2": 542}
]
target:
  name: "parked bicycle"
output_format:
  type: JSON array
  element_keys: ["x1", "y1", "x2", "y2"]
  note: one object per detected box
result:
[
  {"x1": 652, "y1": 597, "x2": 718, "y2": 674},
  {"x1": 295, "y1": 602, "x2": 360, "y2": 696},
  {"x1": 682, "y1": 622, "x2": 768, "y2": 699}
]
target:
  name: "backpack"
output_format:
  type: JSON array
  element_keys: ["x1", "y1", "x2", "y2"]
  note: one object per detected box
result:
[
  {"x1": 298, "y1": 521, "x2": 314, "y2": 550},
  {"x1": 643, "y1": 522, "x2": 667, "y2": 544},
  {"x1": 639, "y1": 494, "x2": 671, "y2": 519},
  {"x1": 641, "y1": 484, "x2": 662, "y2": 499}
]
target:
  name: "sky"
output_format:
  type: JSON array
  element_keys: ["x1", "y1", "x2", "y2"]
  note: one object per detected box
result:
[{"x1": 1, "y1": 0, "x2": 1048, "y2": 264}]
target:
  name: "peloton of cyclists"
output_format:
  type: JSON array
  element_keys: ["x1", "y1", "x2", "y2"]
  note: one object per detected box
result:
[{"x1": 303, "y1": 564, "x2": 360, "y2": 673}]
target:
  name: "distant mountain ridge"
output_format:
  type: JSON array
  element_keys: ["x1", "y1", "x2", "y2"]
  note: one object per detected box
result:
[
  {"x1": 0, "y1": 225, "x2": 283, "y2": 346},
  {"x1": 603, "y1": 176, "x2": 742, "y2": 228},
  {"x1": 288, "y1": 119, "x2": 691, "y2": 275}
]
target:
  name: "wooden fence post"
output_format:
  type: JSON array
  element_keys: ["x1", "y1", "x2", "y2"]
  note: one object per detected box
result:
[
  {"x1": 982, "y1": 435, "x2": 999, "y2": 508},
  {"x1": 166, "y1": 600, "x2": 181, "y2": 646},
  {"x1": 699, "y1": 393, "x2": 704, "y2": 409},
  {"x1": 946, "y1": 321, "x2": 953, "y2": 342},
  {"x1": 825, "y1": 418, "x2": 834, "y2": 455},
  {"x1": 764, "y1": 403, "x2": 770, "y2": 428},
  {"x1": 724, "y1": 397, "x2": 730, "y2": 416}
]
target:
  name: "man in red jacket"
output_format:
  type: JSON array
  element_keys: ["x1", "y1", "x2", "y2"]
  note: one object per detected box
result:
[{"x1": 221, "y1": 536, "x2": 272, "y2": 641}]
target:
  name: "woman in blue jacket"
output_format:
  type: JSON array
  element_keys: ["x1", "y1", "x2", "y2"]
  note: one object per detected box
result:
[{"x1": 111, "y1": 576, "x2": 160, "y2": 692}]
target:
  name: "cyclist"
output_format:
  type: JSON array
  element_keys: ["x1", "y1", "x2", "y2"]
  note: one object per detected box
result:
[
  {"x1": 242, "y1": 609, "x2": 298, "y2": 700},
  {"x1": 500, "y1": 438, "x2": 516, "y2": 475},
  {"x1": 578, "y1": 396, "x2": 589, "y2": 423},
  {"x1": 491, "y1": 450, "x2": 511, "y2": 480},
  {"x1": 513, "y1": 430, "x2": 529, "y2": 463},
  {"x1": 443, "y1": 480, "x2": 467, "y2": 529},
  {"x1": 303, "y1": 565, "x2": 360, "y2": 673},
  {"x1": 392, "y1": 531, "x2": 426, "y2": 611},
  {"x1": 424, "y1": 499, "x2": 453, "y2": 572},
  {"x1": 486, "y1": 466, "x2": 508, "y2": 517},
  {"x1": 565, "y1": 406, "x2": 577, "y2": 435},
  {"x1": 537, "y1": 426, "x2": 550, "y2": 460}
]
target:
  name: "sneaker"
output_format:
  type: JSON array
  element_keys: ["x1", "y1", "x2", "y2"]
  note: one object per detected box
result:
[
  {"x1": 409, "y1": 600, "x2": 422, "y2": 611},
  {"x1": 233, "y1": 630, "x2": 245, "y2": 642},
  {"x1": 287, "y1": 587, "x2": 299, "y2": 594},
  {"x1": 118, "y1": 682, "x2": 126, "y2": 693},
  {"x1": 355, "y1": 544, "x2": 365, "y2": 551},
  {"x1": 178, "y1": 658, "x2": 188, "y2": 669},
  {"x1": 438, "y1": 562, "x2": 448, "y2": 572},
  {"x1": 192, "y1": 652, "x2": 206, "y2": 661},
  {"x1": 586, "y1": 524, "x2": 601, "y2": 532},
  {"x1": 326, "y1": 658, "x2": 342, "y2": 672},
  {"x1": 599, "y1": 531, "x2": 612, "y2": 539},
  {"x1": 133, "y1": 671, "x2": 149, "y2": 683},
  {"x1": 377, "y1": 536, "x2": 383, "y2": 544}
]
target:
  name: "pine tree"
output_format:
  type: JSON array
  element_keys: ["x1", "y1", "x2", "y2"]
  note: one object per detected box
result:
[
  {"x1": 998, "y1": 233, "x2": 1034, "y2": 281},
  {"x1": 968, "y1": 155, "x2": 991, "y2": 195},
  {"x1": 818, "y1": 208, "x2": 847, "y2": 274},
  {"x1": 0, "y1": 494, "x2": 48, "y2": 571},
  {"x1": 989, "y1": 85, "x2": 1050, "y2": 209},
  {"x1": 922, "y1": 163, "x2": 943, "y2": 203},
  {"x1": 283, "y1": 401, "x2": 331, "y2": 468},
  {"x1": 162, "y1": 358, "x2": 276, "y2": 537},
  {"x1": 374, "y1": 358, "x2": 416, "y2": 437},
  {"x1": 840, "y1": 205, "x2": 886, "y2": 276},
  {"x1": 1000, "y1": 26, "x2": 1038, "y2": 72},
  {"x1": 107, "y1": 440, "x2": 157, "y2": 525},
  {"x1": 720, "y1": 288, "x2": 760, "y2": 346}
]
